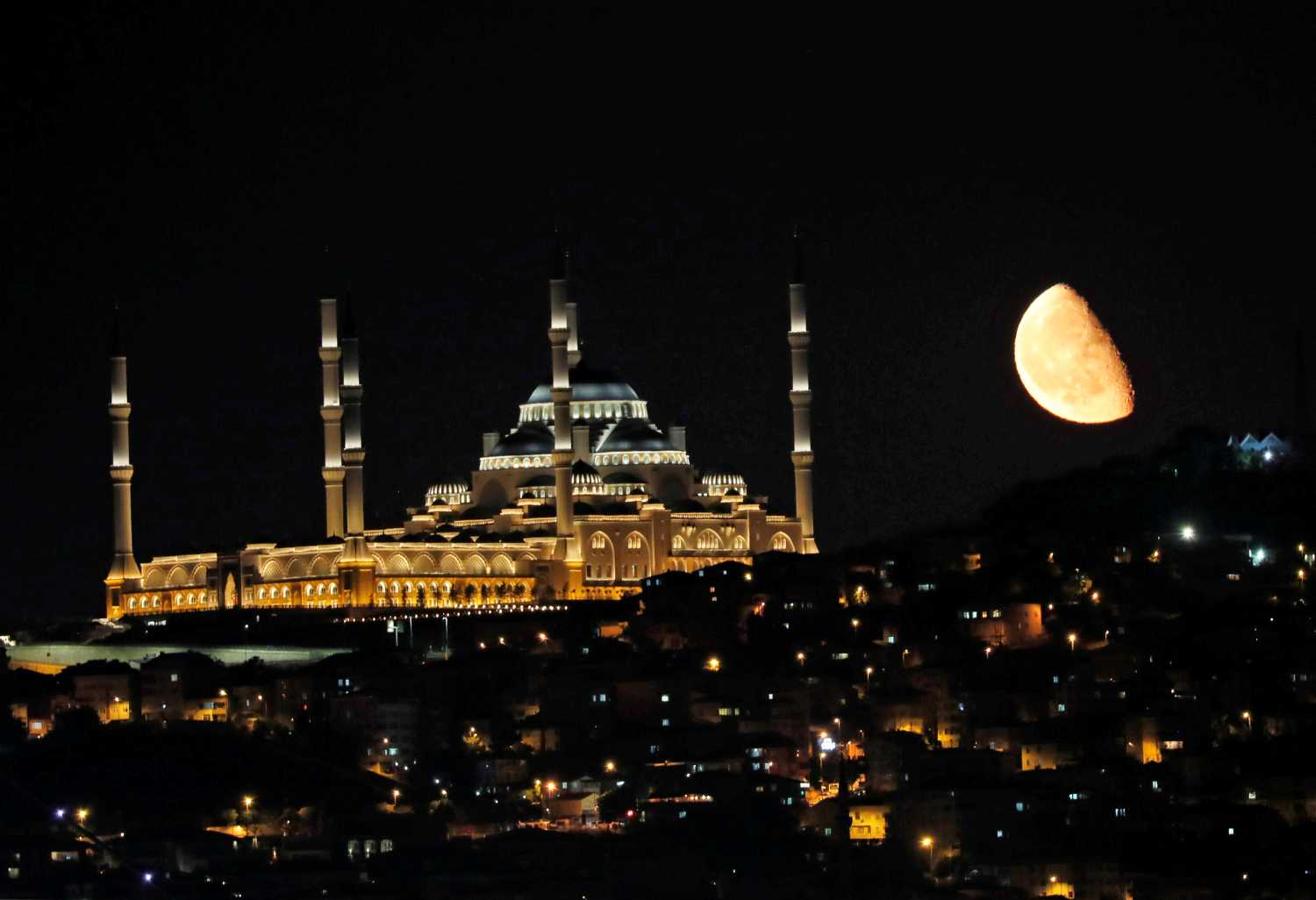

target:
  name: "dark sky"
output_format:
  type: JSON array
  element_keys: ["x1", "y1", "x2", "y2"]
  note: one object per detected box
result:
[{"x1": 5, "y1": 5, "x2": 1313, "y2": 616}]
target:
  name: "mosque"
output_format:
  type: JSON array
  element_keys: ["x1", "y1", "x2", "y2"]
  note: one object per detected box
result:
[{"x1": 103, "y1": 240, "x2": 819, "y2": 619}]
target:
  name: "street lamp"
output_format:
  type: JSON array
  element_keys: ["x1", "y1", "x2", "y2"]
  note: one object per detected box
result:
[
  {"x1": 76, "y1": 808, "x2": 89, "y2": 826},
  {"x1": 1067, "y1": 632, "x2": 1078, "y2": 652},
  {"x1": 391, "y1": 788, "x2": 401, "y2": 808},
  {"x1": 242, "y1": 795, "x2": 254, "y2": 815},
  {"x1": 604, "y1": 760, "x2": 617, "y2": 774},
  {"x1": 919, "y1": 835, "x2": 935, "y2": 871},
  {"x1": 864, "y1": 665, "x2": 874, "y2": 688}
]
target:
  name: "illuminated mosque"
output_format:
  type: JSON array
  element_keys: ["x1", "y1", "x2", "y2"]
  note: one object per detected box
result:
[{"x1": 104, "y1": 240, "x2": 819, "y2": 619}]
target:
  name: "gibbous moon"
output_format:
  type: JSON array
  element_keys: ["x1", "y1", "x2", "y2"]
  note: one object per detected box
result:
[{"x1": 1014, "y1": 284, "x2": 1134, "y2": 424}]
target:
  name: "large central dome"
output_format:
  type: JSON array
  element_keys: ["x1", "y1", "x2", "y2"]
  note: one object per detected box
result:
[
  {"x1": 516, "y1": 360, "x2": 652, "y2": 428},
  {"x1": 525, "y1": 362, "x2": 640, "y2": 404},
  {"x1": 477, "y1": 359, "x2": 689, "y2": 475}
]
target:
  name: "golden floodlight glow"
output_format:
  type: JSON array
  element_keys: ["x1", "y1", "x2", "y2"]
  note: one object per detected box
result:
[{"x1": 1014, "y1": 284, "x2": 1134, "y2": 424}]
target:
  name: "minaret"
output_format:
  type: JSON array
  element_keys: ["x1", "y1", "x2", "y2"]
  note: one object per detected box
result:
[
  {"x1": 788, "y1": 230, "x2": 818, "y2": 553},
  {"x1": 340, "y1": 294, "x2": 366, "y2": 535},
  {"x1": 105, "y1": 305, "x2": 141, "y2": 617},
  {"x1": 319, "y1": 298, "x2": 346, "y2": 538},
  {"x1": 549, "y1": 242, "x2": 582, "y2": 594}
]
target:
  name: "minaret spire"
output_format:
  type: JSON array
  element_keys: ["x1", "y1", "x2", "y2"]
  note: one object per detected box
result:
[
  {"x1": 341, "y1": 292, "x2": 366, "y2": 535},
  {"x1": 319, "y1": 295, "x2": 346, "y2": 539},
  {"x1": 553, "y1": 228, "x2": 581, "y2": 367},
  {"x1": 548, "y1": 237, "x2": 582, "y2": 595},
  {"x1": 105, "y1": 302, "x2": 141, "y2": 618},
  {"x1": 787, "y1": 228, "x2": 818, "y2": 553}
]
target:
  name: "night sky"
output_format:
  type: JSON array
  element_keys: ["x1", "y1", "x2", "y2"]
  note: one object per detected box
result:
[{"x1": 6, "y1": 5, "x2": 1313, "y2": 616}]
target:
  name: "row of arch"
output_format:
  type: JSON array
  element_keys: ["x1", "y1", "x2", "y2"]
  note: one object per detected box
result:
[
  {"x1": 124, "y1": 591, "x2": 217, "y2": 611},
  {"x1": 586, "y1": 530, "x2": 652, "y2": 582},
  {"x1": 373, "y1": 578, "x2": 533, "y2": 607},
  {"x1": 668, "y1": 531, "x2": 795, "y2": 552},
  {"x1": 142, "y1": 562, "x2": 211, "y2": 590},
  {"x1": 256, "y1": 552, "x2": 531, "y2": 582}
]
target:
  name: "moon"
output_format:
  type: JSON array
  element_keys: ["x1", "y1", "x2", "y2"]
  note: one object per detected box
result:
[{"x1": 1014, "y1": 284, "x2": 1134, "y2": 424}]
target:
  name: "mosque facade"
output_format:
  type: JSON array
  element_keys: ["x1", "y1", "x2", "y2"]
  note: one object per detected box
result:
[{"x1": 104, "y1": 241, "x2": 819, "y2": 619}]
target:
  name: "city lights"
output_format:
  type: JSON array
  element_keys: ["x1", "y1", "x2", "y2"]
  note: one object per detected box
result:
[
  {"x1": 704, "y1": 655, "x2": 721, "y2": 672},
  {"x1": 1180, "y1": 525, "x2": 1196, "y2": 542}
]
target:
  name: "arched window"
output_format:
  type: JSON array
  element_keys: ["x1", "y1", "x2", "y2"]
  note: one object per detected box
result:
[
  {"x1": 696, "y1": 529, "x2": 722, "y2": 550},
  {"x1": 771, "y1": 532, "x2": 796, "y2": 552},
  {"x1": 732, "y1": 535, "x2": 748, "y2": 550},
  {"x1": 627, "y1": 533, "x2": 643, "y2": 551},
  {"x1": 672, "y1": 534, "x2": 685, "y2": 550},
  {"x1": 591, "y1": 533, "x2": 608, "y2": 551}
]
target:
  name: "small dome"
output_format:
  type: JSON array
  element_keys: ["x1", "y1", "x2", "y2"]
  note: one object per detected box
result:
[
  {"x1": 425, "y1": 478, "x2": 471, "y2": 506},
  {"x1": 571, "y1": 460, "x2": 603, "y2": 485},
  {"x1": 700, "y1": 468, "x2": 746, "y2": 488}
]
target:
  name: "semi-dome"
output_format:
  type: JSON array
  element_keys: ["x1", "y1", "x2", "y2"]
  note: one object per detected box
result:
[
  {"x1": 488, "y1": 423, "x2": 554, "y2": 457},
  {"x1": 596, "y1": 419, "x2": 675, "y2": 453}
]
